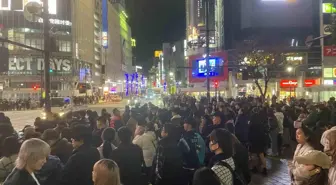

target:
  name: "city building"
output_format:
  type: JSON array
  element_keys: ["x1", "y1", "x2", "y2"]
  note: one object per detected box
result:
[
  {"x1": 184, "y1": 0, "x2": 322, "y2": 99},
  {"x1": 0, "y1": 0, "x2": 133, "y2": 99}
]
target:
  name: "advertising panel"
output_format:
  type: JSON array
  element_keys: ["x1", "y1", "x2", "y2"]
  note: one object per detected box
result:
[
  {"x1": 323, "y1": 68, "x2": 336, "y2": 78},
  {"x1": 304, "y1": 79, "x2": 320, "y2": 87},
  {"x1": 323, "y1": 46, "x2": 336, "y2": 56},
  {"x1": 102, "y1": 0, "x2": 108, "y2": 48},
  {"x1": 323, "y1": 3, "x2": 336, "y2": 13},
  {"x1": 1, "y1": 57, "x2": 72, "y2": 75},
  {"x1": 188, "y1": 51, "x2": 228, "y2": 83},
  {"x1": 280, "y1": 79, "x2": 298, "y2": 88}
]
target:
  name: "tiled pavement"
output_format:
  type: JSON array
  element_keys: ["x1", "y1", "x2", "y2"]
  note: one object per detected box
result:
[{"x1": 250, "y1": 158, "x2": 291, "y2": 185}]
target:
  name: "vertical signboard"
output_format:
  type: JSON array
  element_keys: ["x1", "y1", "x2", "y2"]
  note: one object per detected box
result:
[{"x1": 102, "y1": 0, "x2": 108, "y2": 48}]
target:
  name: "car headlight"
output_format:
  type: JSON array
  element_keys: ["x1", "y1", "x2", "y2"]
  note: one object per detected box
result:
[{"x1": 59, "y1": 112, "x2": 65, "y2": 117}]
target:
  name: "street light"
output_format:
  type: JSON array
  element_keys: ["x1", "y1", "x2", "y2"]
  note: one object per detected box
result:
[
  {"x1": 287, "y1": 66, "x2": 293, "y2": 73},
  {"x1": 169, "y1": 72, "x2": 174, "y2": 77}
]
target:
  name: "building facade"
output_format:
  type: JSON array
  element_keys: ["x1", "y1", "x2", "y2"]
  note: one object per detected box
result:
[{"x1": 0, "y1": 0, "x2": 132, "y2": 99}]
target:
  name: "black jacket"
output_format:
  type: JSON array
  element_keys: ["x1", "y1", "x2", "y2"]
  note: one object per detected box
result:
[
  {"x1": 111, "y1": 143, "x2": 145, "y2": 185},
  {"x1": 152, "y1": 137, "x2": 184, "y2": 185},
  {"x1": 3, "y1": 168, "x2": 38, "y2": 185},
  {"x1": 60, "y1": 144, "x2": 100, "y2": 185}
]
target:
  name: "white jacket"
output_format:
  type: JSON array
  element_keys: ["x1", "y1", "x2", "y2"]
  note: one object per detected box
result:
[{"x1": 133, "y1": 131, "x2": 157, "y2": 167}]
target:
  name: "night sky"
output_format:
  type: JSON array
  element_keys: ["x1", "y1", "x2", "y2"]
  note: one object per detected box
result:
[{"x1": 126, "y1": 0, "x2": 186, "y2": 71}]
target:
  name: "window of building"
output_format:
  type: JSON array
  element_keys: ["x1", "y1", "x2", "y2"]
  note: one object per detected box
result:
[{"x1": 58, "y1": 40, "x2": 71, "y2": 52}]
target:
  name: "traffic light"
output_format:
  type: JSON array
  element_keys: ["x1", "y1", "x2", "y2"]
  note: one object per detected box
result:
[
  {"x1": 214, "y1": 80, "x2": 219, "y2": 88},
  {"x1": 33, "y1": 85, "x2": 37, "y2": 91},
  {"x1": 49, "y1": 69, "x2": 53, "y2": 73}
]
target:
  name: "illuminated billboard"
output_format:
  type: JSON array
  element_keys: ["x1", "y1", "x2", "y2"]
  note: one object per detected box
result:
[
  {"x1": 192, "y1": 58, "x2": 224, "y2": 78},
  {"x1": 323, "y1": 3, "x2": 336, "y2": 14},
  {"x1": 0, "y1": 0, "x2": 57, "y2": 14},
  {"x1": 188, "y1": 51, "x2": 228, "y2": 83}
]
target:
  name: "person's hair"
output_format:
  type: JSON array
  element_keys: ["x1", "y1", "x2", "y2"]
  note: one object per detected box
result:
[
  {"x1": 145, "y1": 122, "x2": 155, "y2": 132},
  {"x1": 184, "y1": 117, "x2": 196, "y2": 128},
  {"x1": 193, "y1": 167, "x2": 221, "y2": 185},
  {"x1": 41, "y1": 129, "x2": 59, "y2": 141},
  {"x1": 71, "y1": 125, "x2": 92, "y2": 144},
  {"x1": 16, "y1": 138, "x2": 50, "y2": 170},
  {"x1": 94, "y1": 159, "x2": 120, "y2": 185},
  {"x1": 308, "y1": 169, "x2": 329, "y2": 185},
  {"x1": 171, "y1": 107, "x2": 180, "y2": 114},
  {"x1": 2, "y1": 136, "x2": 20, "y2": 157},
  {"x1": 209, "y1": 129, "x2": 233, "y2": 157},
  {"x1": 117, "y1": 127, "x2": 132, "y2": 144},
  {"x1": 112, "y1": 108, "x2": 119, "y2": 115},
  {"x1": 61, "y1": 127, "x2": 72, "y2": 142},
  {"x1": 102, "y1": 128, "x2": 116, "y2": 159},
  {"x1": 300, "y1": 125, "x2": 321, "y2": 150}
]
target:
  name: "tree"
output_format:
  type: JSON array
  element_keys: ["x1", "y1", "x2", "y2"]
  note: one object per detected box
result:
[{"x1": 234, "y1": 38, "x2": 285, "y2": 102}]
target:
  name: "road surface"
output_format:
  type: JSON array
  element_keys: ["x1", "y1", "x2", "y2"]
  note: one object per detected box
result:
[{"x1": 6, "y1": 103, "x2": 127, "y2": 131}]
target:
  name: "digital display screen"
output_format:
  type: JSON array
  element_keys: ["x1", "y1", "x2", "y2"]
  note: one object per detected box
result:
[{"x1": 192, "y1": 57, "x2": 224, "y2": 77}]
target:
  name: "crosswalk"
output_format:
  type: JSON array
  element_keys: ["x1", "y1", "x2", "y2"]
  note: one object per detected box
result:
[
  {"x1": 4, "y1": 104, "x2": 127, "y2": 131},
  {"x1": 5, "y1": 110, "x2": 42, "y2": 131}
]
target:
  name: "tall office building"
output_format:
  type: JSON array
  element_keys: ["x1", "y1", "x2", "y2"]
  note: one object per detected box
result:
[{"x1": 0, "y1": 0, "x2": 133, "y2": 98}]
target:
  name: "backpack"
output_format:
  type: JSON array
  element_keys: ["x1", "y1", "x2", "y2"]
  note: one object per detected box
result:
[{"x1": 216, "y1": 161, "x2": 246, "y2": 185}]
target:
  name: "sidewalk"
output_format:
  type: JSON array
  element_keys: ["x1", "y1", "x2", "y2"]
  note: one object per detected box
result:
[{"x1": 250, "y1": 158, "x2": 291, "y2": 185}]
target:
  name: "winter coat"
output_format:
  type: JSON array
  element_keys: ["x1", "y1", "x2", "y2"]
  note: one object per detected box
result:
[
  {"x1": 60, "y1": 144, "x2": 100, "y2": 185},
  {"x1": 36, "y1": 155, "x2": 63, "y2": 185},
  {"x1": 289, "y1": 143, "x2": 314, "y2": 185},
  {"x1": 50, "y1": 138, "x2": 73, "y2": 164},
  {"x1": 234, "y1": 114, "x2": 249, "y2": 144},
  {"x1": 111, "y1": 143, "x2": 145, "y2": 185},
  {"x1": 152, "y1": 136, "x2": 184, "y2": 185},
  {"x1": 3, "y1": 168, "x2": 39, "y2": 185},
  {"x1": 171, "y1": 115, "x2": 182, "y2": 127},
  {"x1": 209, "y1": 153, "x2": 236, "y2": 185},
  {"x1": 133, "y1": 131, "x2": 157, "y2": 167},
  {"x1": 126, "y1": 117, "x2": 138, "y2": 136},
  {"x1": 0, "y1": 155, "x2": 17, "y2": 182},
  {"x1": 97, "y1": 142, "x2": 117, "y2": 159},
  {"x1": 274, "y1": 111, "x2": 284, "y2": 134}
]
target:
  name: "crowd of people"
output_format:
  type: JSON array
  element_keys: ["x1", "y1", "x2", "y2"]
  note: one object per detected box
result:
[{"x1": 0, "y1": 95, "x2": 335, "y2": 185}]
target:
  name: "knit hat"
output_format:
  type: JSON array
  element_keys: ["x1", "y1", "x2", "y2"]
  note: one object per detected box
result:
[{"x1": 295, "y1": 150, "x2": 331, "y2": 169}]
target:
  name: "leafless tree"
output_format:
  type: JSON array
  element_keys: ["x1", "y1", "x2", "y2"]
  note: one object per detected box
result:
[{"x1": 234, "y1": 37, "x2": 286, "y2": 102}]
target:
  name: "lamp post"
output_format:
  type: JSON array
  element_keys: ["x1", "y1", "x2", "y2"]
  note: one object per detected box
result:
[
  {"x1": 205, "y1": 0, "x2": 211, "y2": 102},
  {"x1": 43, "y1": 0, "x2": 51, "y2": 113}
]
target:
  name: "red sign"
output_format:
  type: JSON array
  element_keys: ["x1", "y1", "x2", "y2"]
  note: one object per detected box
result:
[
  {"x1": 323, "y1": 46, "x2": 336, "y2": 56},
  {"x1": 280, "y1": 80, "x2": 298, "y2": 88},
  {"x1": 304, "y1": 79, "x2": 316, "y2": 87}
]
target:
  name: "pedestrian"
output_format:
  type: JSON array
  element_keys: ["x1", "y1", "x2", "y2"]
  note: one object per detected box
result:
[
  {"x1": 41, "y1": 129, "x2": 73, "y2": 164},
  {"x1": 0, "y1": 136, "x2": 20, "y2": 182},
  {"x1": 3, "y1": 138, "x2": 50, "y2": 185},
  {"x1": 208, "y1": 129, "x2": 235, "y2": 185},
  {"x1": 152, "y1": 124, "x2": 184, "y2": 185},
  {"x1": 98, "y1": 128, "x2": 117, "y2": 159},
  {"x1": 320, "y1": 129, "x2": 336, "y2": 185},
  {"x1": 192, "y1": 167, "x2": 221, "y2": 185},
  {"x1": 92, "y1": 159, "x2": 121, "y2": 185},
  {"x1": 111, "y1": 127, "x2": 145, "y2": 185},
  {"x1": 61, "y1": 125, "x2": 100, "y2": 185},
  {"x1": 295, "y1": 150, "x2": 331, "y2": 185},
  {"x1": 289, "y1": 126, "x2": 316, "y2": 185}
]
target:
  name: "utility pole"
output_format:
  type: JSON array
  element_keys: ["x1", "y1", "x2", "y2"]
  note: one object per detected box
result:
[
  {"x1": 43, "y1": 0, "x2": 51, "y2": 113},
  {"x1": 205, "y1": 0, "x2": 211, "y2": 102}
]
